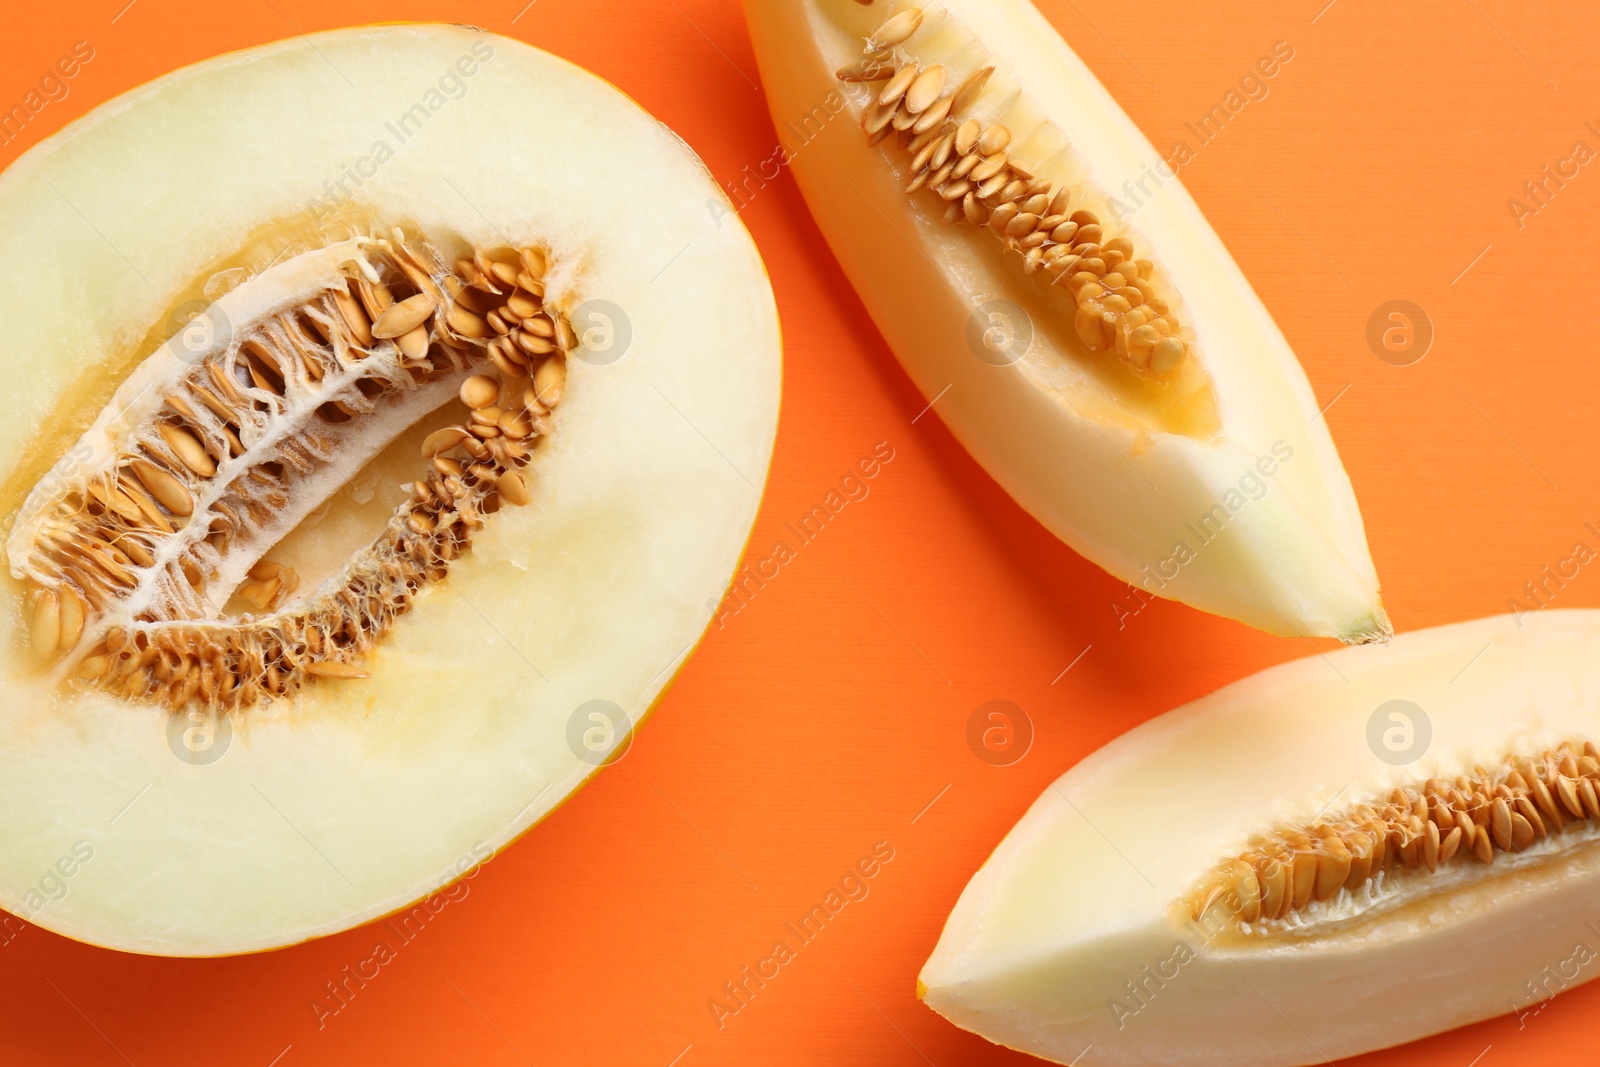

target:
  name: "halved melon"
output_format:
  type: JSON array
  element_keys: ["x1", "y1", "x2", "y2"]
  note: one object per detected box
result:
[
  {"x1": 743, "y1": 0, "x2": 1386, "y2": 641},
  {"x1": 920, "y1": 610, "x2": 1600, "y2": 1065},
  {"x1": 0, "y1": 24, "x2": 780, "y2": 955}
]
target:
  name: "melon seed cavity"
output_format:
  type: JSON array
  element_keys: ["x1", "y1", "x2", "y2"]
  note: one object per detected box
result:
[
  {"x1": 9, "y1": 231, "x2": 575, "y2": 712},
  {"x1": 1188, "y1": 740, "x2": 1600, "y2": 934},
  {"x1": 839, "y1": 5, "x2": 1191, "y2": 380}
]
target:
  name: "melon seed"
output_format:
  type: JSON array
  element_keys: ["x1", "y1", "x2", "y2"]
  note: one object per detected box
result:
[
  {"x1": 370, "y1": 292, "x2": 436, "y2": 339},
  {"x1": 868, "y1": 8, "x2": 924, "y2": 51},
  {"x1": 460, "y1": 375, "x2": 499, "y2": 409}
]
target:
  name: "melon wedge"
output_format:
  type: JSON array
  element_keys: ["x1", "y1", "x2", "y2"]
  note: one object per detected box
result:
[
  {"x1": 0, "y1": 24, "x2": 780, "y2": 955},
  {"x1": 743, "y1": 0, "x2": 1387, "y2": 641},
  {"x1": 920, "y1": 610, "x2": 1600, "y2": 1065}
]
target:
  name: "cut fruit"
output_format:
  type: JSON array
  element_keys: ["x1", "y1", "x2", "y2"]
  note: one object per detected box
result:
[
  {"x1": 743, "y1": 0, "x2": 1387, "y2": 641},
  {"x1": 0, "y1": 24, "x2": 780, "y2": 955},
  {"x1": 920, "y1": 610, "x2": 1600, "y2": 1066}
]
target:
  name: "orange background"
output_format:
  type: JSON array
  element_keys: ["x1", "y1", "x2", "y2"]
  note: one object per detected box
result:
[{"x1": 1, "y1": 0, "x2": 1595, "y2": 1063}]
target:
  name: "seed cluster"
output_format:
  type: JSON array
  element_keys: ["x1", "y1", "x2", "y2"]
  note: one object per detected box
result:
[
  {"x1": 1190, "y1": 741, "x2": 1600, "y2": 929},
  {"x1": 839, "y1": 6, "x2": 1190, "y2": 380},
  {"x1": 19, "y1": 237, "x2": 572, "y2": 712}
]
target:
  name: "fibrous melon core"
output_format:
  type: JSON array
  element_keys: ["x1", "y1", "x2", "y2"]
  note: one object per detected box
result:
[
  {"x1": 1188, "y1": 739, "x2": 1600, "y2": 938},
  {"x1": 8, "y1": 228, "x2": 575, "y2": 712},
  {"x1": 838, "y1": 2, "x2": 1215, "y2": 432}
]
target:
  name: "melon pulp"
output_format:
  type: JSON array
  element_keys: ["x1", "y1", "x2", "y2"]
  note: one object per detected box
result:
[
  {"x1": 920, "y1": 610, "x2": 1600, "y2": 1066},
  {"x1": 742, "y1": 0, "x2": 1387, "y2": 641},
  {"x1": 0, "y1": 24, "x2": 781, "y2": 955}
]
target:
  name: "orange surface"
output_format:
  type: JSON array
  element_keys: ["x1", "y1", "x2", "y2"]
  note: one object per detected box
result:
[{"x1": 0, "y1": 0, "x2": 1595, "y2": 1063}]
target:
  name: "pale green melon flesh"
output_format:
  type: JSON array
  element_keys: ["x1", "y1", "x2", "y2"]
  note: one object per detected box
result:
[{"x1": 0, "y1": 25, "x2": 780, "y2": 955}]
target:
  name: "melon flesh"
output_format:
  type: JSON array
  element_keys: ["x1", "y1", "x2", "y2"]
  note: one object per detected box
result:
[
  {"x1": 0, "y1": 25, "x2": 780, "y2": 955},
  {"x1": 920, "y1": 610, "x2": 1600, "y2": 1066},
  {"x1": 742, "y1": 0, "x2": 1386, "y2": 641}
]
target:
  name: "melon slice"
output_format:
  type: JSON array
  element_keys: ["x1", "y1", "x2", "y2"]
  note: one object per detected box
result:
[
  {"x1": 920, "y1": 610, "x2": 1600, "y2": 1065},
  {"x1": 0, "y1": 24, "x2": 780, "y2": 955},
  {"x1": 743, "y1": 0, "x2": 1387, "y2": 641}
]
